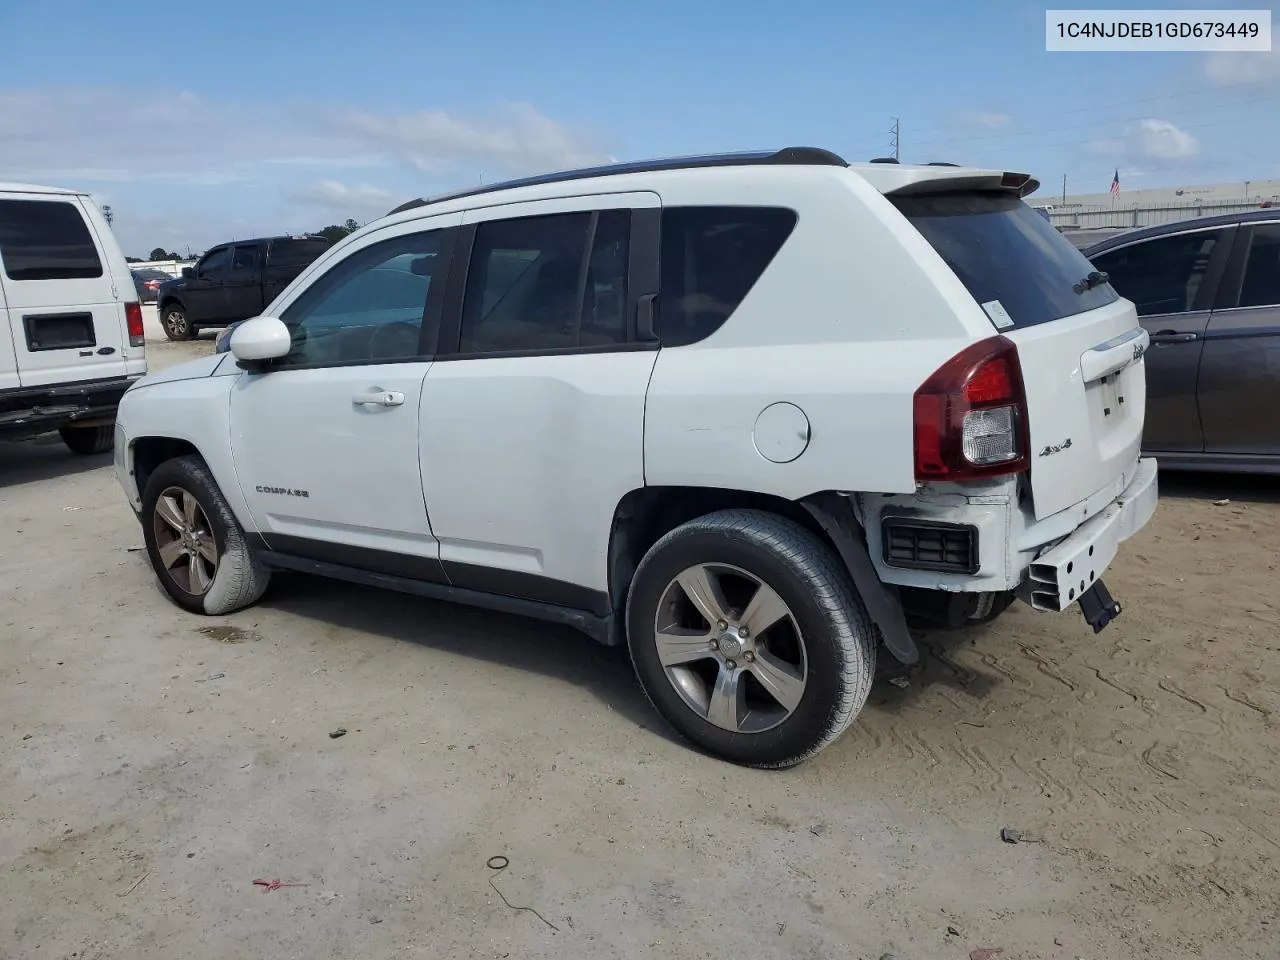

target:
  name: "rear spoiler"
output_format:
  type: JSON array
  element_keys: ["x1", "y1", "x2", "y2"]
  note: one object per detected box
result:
[{"x1": 858, "y1": 165, "x2": 1041, "y2": 199}]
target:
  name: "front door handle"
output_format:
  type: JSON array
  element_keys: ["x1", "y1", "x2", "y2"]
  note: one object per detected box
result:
[
  {"x1": 1149, "y1": 331, "x2": 1198, "y2": 345},
  {"x1": 352, "y1": 390, "x2": 404, "y2": 407}
]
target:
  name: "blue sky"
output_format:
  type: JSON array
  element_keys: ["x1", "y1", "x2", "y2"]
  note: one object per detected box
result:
[{"x1": 2, "y1": 0, "x2": 1277, "y2": 256}]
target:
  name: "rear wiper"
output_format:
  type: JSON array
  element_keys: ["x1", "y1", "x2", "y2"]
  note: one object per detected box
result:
[{"x1": 1073, "y1": 270, "x2": 1110, "y2": 294}]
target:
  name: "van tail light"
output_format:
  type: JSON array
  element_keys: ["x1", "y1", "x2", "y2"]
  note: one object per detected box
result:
[
  {"x1": 913, "y1": 336, "x2": 1029, "y2": 482},
  {"x1": 125, "y1": 301, "x2": 146, "y2": 348}
]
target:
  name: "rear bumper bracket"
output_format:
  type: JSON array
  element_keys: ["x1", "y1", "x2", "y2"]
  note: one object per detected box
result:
[{"x1": 1078, "y1": 579, "x2": 1121, "y2": 634}]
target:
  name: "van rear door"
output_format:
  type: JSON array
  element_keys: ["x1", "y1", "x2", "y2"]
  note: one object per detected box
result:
[
  {"x1": 0, "y1": 192, "x2": 130, "y2": 388},
  {"x1": 891, "y1": 187, "x2": 1147, "y2": 520}
]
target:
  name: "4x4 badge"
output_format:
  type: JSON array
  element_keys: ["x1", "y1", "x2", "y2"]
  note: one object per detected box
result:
[{"x1": 1038, "y1": 438, "x2": 1072, "y2": 458}]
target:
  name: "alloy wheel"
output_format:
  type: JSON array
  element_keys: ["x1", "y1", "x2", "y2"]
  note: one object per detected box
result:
[
  {"x1": 152, "y1": 486, "x2": 219, "y2": 595},
  {"x1": 653, "y1": 563, "x2": 808, "y2": 733}
]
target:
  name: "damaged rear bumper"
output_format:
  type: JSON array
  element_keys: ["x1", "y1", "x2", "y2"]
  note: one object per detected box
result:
[{"x1": 1023, "y1": 457, "x2": 1158, "y2": 611}]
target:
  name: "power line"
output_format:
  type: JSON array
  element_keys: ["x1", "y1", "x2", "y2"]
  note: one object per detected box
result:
[
  {"x1": 1030, "y1": 106, "x2": 1280, "y2": 154},
  {"x1": 909, "y1": 89, "x2": 1280, "y2": 151}
]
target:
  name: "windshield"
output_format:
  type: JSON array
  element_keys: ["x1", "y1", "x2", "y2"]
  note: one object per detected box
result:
[{"x1": 892, "y1": 190, "x2": 1119, "y2": 330}]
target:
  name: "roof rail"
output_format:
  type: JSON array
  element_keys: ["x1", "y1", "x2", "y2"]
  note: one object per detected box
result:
[
  {"x1": 926, "y1": 161, "x2": 960, "y2": 167},
  {"x1": 387, "y1": 198, "x2": 429, "y2": 216},
  {"x1": 869, "y1": 157, "x2": 900, "y2": 164},
  {"x1": 384, "y1": 146, "x2": 848, "y2": 217}
]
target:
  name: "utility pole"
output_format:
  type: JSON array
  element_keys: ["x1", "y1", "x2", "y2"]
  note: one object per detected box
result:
[
  {"x1": 1062, "y1": 175, "x2": 1067, "y2": 204},
  {"x1": 101, "y1": 204, "x2": 113, "y2": 227},
  {"x1": 889, "y1": 117, "x2": 900, "y2": 162}
]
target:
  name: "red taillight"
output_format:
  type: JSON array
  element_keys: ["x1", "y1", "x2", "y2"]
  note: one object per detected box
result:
[
  {"x1": 125, "y1": 301, "x2": 146, "y2": 347},
  {"x1": 913, "y1": 336, "x2": 1029, "y2": 482}
]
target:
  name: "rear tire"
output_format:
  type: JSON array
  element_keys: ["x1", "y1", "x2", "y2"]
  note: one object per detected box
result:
[
  {"x1": 141, "y1": 454, "x2": 270, "y2": 615},
  {"x1": 161, "y1": 304, "x2": 194, "y2": 341},
  {"x1": 59, "y1": 424, "x2": 113, "y2": 455},
  {"x1": 626, "y1": 509, "x2": 876, "y2": 768},
  {"x1": 968, "y1": 590, "x2": 1016, "y2": 626}
]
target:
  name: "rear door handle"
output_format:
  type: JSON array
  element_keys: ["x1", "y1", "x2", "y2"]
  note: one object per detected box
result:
[
  {"x1": 352, "y1": 390, "x2": 404, "y2": 407},
  {"x1": 1149, "y1": 331, "x2": 1198, "y2": 345}
]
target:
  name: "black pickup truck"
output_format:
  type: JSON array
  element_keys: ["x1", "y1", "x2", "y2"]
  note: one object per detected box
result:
[{"x1": 156, "y1": 235, "x2": 331, "y2": 340}]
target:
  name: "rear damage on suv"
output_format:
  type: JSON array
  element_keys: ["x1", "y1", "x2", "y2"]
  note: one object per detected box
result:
[{"x1": 853, "y1": 170, "x2": 1157, "y2": 635}]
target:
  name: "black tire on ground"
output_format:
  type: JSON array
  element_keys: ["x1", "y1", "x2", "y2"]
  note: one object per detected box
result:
[
  {"x1": 968, "y1": 590, "x2": 1017, "y2": 627},
  {"x1": 161, "y1": 304, "x2": 195, "y2": 341},
  {"x1": 626, "y1": 508, "x2": 876, "y2": 768},
  {"x1": 58, "y1": 424, "x2": 114, "y2": 456},
  {"x1": 141, "y1": 454, "x2": 270, "y2": 616}
]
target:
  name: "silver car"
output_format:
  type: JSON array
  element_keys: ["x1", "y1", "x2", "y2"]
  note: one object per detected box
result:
[{"x1": 1085, "y1": 209, "x2": 1280, "y2": 474}]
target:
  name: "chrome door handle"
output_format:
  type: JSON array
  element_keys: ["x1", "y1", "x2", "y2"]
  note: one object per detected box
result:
[
  {"x1": 1149, "y1": 332, "x2": 1198, "y2": 345},
  {"x1": 351, "y1": 390, "x2": 404, "y2": 407}
]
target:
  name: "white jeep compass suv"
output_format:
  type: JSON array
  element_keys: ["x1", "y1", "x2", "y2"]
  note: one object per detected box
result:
[{"x1": 113, "y1": 148, "x2": 1157, "y2": 767}]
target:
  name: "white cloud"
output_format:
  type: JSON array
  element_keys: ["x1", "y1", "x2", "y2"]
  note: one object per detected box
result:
[
  {"x1": 288, "y1": 180, "x2": 396, "y2": 218},
  {"x1": 1136, "y1": 118, "x2": 1200, "y2": 159},
  {"x1": 1088, "y1": 118, "x2": 1200, "y2": 162},
  {"x1": 332, "y1": 102, "x2": 610, "y2": 176},
  {"x1": 0, "y1": 88, "x2": 607, "y2": 185},
  {"x1": 1203, "y1": 48, "x2": 1280, "y2": 86},
  {"x1": 964, "y1": 111, "x2": 1013, "y2": 129},
  {"x1": 0, "y1": 86, "x2": 610, "y2": 255}
]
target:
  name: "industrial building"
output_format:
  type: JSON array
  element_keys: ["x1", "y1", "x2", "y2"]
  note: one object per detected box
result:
[{"x1": 1031, "y1": 177, "x2": 1280, "y2": 245}]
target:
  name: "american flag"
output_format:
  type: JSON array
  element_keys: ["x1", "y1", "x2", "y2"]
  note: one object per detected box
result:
[{"x1": 1110, "y1": 169, "x2": 1120, "y2": 197}]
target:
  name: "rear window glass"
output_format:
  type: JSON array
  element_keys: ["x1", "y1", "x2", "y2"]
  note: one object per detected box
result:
[
  {"x1": 268, "y1": 239, "x2": 331, "y2": 267},
  {"x1": 0, "y1": 199, "x2": 104, "y2": 281},
  {"x1": 891, "y1": 191, "x2": 1118, "y2": 329}
]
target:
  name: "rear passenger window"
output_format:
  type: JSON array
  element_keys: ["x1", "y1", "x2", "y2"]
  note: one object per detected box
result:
[
  {"x1": 0, "y1": 199, "x2": 104, "y2": 281},
  {"x1": 1090, "y1": 229, "x2": 1226, "y2": 317},
  {"x1": 268, "y1": 239, "x2": 331, "y2": 267},
  {"x1": 1238, "y1": 224, "x2": 1280, "y2": 309},
  {"x1": 459, "y1": 210, "x2": 630, "y2": 354},
  {"x1": 232, "y1": 245, "x2": 259, "y2": 272},
  {"x1": 659, "y1": 207, "x2": 797, "y2": 347}
]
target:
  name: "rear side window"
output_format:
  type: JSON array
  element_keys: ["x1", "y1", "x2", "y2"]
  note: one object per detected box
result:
[
  {"x1": 459, "y1": 210, "x2": 631, "y2": 354},
  {"x1": 268, "y1": 239, "x2": 331, "y2": 267},
  {"x1": 1090, "y1": 229, "x2": 1227, "y2": 317},
  {"x1": 892, "y1": 191, "x2": 1118, "y2": 330},
  {"x1": 659, "y1": 207, "x2": 797, "y2": 347},
  {"x1": 1239, "y1": 223, "x2": 1280, "y2": 309},
  {"x1": 0, "y1": 199, "x2": 103, "y2": 281},
  {"x1": 232, "y1": 244, "x2": 259, "y2": 271}
]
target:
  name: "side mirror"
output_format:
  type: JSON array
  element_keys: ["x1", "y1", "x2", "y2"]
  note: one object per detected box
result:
[
  {"x1": 181, "y1": 266, "x2": 195, "y2": 280},
  {"x1": 230, "y1": 315, "x2": 291, "y2": 365}
]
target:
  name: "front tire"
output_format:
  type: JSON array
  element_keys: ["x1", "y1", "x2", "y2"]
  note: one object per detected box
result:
[
  {"x1": 141, "y1": 454, "x2": 270, "y2": 615},
  {"x1": 59, "y1": 424, "x2": 113, "y2": 455},
  {"x1": 161, "y1": 304, "x2": 194, "y2": 341},
  {"x1": 626, "y1": 509, "x2": 876, "y2": 768}
]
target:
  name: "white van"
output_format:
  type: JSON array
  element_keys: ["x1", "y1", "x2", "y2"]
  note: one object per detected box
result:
[{"x1": 0, "y1": 183, "x2": 147, "y2": 454}]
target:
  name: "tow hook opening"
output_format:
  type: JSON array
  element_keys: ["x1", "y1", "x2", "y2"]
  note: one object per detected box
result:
[{"x1": 1078, "y1": 579, "x2": 1121, "y2": 634}]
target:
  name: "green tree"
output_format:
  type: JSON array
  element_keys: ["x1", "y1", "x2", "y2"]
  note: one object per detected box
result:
[
  {"x1": 315, "y1": 225, "x2": 350, "y2": 244},
  {"x1": 344, "y1": 218, "x2": 360, "y2": 233},
  {"x1": 148, "y1": 247, "x2": 181, "y2": 261}
]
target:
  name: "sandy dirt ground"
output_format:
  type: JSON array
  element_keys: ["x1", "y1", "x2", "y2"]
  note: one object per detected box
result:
[{"x1": 1, "y1": 316, "x2": 1277, "y2": 959}]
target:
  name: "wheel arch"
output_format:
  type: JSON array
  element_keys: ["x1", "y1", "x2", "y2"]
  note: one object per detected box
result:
[
  {"x1": 131, "y1": 435, "x2": 202, "y2": 502},
  {"x1": 605, "y1": 485, "x2": 918, "y2": 664}
]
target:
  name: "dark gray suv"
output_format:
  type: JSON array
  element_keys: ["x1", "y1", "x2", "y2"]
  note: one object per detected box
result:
[{"x1": 1085, "y1": 209, "x2": 1280, "y2": 474}]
